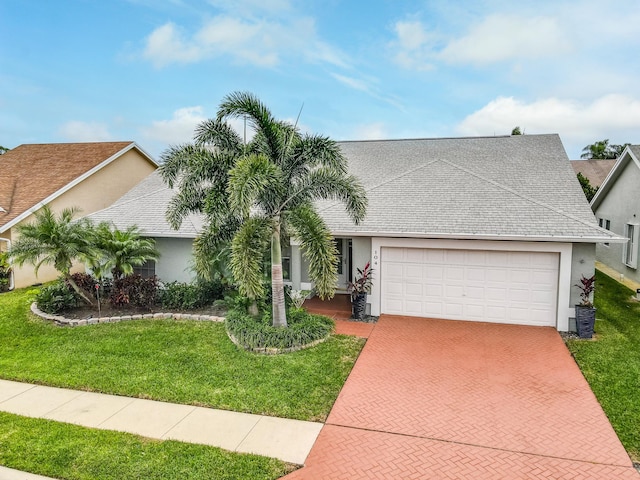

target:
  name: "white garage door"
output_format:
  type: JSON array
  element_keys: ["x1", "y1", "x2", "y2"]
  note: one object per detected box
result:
[{"x1": 381, "y1": 247, "x2": 559, "y2": 327}]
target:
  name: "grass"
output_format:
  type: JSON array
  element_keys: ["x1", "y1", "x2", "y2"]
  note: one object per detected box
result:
[
  {"x1": 567, "y1": 269, "x2": 640, "y2": 461},
  {"x1": 0, "y1": 411, "x2": 294, "y2": 479},
  {"x1": 0, "y1": 288, "x2": 364, "y2": 422}
]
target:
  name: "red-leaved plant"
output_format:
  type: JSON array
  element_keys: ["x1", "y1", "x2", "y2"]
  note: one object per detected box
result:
[
  {"x1": 575, "y1": 275, "x2": 595, "y2": 308},
  {"x1": 347, "y1": 262, "x2": 373, "y2": 301}
]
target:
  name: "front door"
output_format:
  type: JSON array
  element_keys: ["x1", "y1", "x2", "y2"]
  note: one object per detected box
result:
[{"x1": 335, "y1": 238, "x2": 350, "y2": 291}]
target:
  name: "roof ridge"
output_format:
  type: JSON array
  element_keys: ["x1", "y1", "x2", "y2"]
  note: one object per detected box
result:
[{"x1": 437, "y1": 158, "x2": 611, "y2": 234}]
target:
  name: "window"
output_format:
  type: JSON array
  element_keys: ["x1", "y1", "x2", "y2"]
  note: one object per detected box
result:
[
  {"x1": 281, "y1": 246, "x2": 291, "y2": 281},
  {"x1": 133, "y1": 260, "x2": 156, "y2": 278},
  {"x1": 623, "y1": 224, "x2": 639, "y2": 269},
  {"x1": 599, "y1": 218, "x2": 611, "y2": 247}
]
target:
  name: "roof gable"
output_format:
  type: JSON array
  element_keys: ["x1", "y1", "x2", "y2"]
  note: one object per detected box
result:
[
  {"x1": 0, "y1": 142, "x2": 157, "y2": 233},
  {"x1": 590, "y1": 145, "x2": 640, "y2": 210},
  {"x1": 321, "y1": 134, "x2": 618, "y2": 242}
]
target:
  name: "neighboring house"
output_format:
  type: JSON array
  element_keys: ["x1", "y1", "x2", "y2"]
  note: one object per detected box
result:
[
  {"x1": 0, "y1": 142, "x2": 158, "y2": 288},
  {"x1": 89, "y1": 134, "x2": 620, "y2": 332},
  {"x1": 590, "y1": 145, "x2": 640, "y2": 283},
  {"x1": 571, "y1": 158, "x2": 616, "y2": 188}
]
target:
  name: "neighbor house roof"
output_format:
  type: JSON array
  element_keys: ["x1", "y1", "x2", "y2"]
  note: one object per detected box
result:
[
  {"x1": 590, "y1": 145, "x2": 640, "y2": 210},
  {"x1": 0, "y1": 142, "x2": 157, "y2": 233},
  {"x1": 570, "y1": 159, "x2": 616, "y2": 187},
  {"x1": 318, "y1": 134, "x2": 619, "y2": 243},
  {"x1": 85, "y1": 170, "x2": 204, "y2": 237}
]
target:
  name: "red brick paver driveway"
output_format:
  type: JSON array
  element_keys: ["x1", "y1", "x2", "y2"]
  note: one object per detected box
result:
[{"x1": 286, "y1": 315, "x2": 637, "y2": 479}]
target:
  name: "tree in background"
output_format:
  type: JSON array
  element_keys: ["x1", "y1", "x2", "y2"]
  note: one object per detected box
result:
[
  {"x1": 161, "y1": 92, "x2": 367, "y2": 327},
  {"x1": 511, "y1": 126, "x2": 523, "y2": 135},
  {"x1": 577, "y1": 172, "x2": 598, "y2": 202},
  {"x1": 0, "y1": 146, "x2": 9, "y2": 155},
  {"x1": 580, "y1": 139, "x2": 629, "y2": 159}
]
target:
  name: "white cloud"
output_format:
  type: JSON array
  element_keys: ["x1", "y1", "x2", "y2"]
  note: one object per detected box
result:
[
  {"x1": 331, "y1": 73, "x2": 405, "y2": 110},
  {"x1": 143, "y1": 23, "x2": 204, "y2": 67},
  {"x1": 143, "y1": 15, "x2": 347, "y2": 68},
  {"x1": 441, "y1": 14, "x2": 571, "y2": 64},
  {"x1": 57, "y1": 121, "x2": 112, "y2": 142},
  {"x1": 457, "y1": 94, "x2": 640, "y2": 156},
  {"x1": 391, "y1": 13, "x2": 571, "y2": 70},
  {"x1": 141, "y1": 106, "x2": 207, "y2": 144}
]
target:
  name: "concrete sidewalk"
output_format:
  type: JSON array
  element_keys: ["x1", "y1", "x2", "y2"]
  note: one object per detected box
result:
[{"x1": 0, "y1": 379, "x2": 322, "y2": 467}]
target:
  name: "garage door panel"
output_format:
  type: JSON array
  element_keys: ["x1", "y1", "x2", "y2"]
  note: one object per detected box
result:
[
  {"x1": 466, "y1": 268, "x2": 486, "y2": 281},
  {"x1": 381, "y1": 247, "x2": 558, "y2": 327}
]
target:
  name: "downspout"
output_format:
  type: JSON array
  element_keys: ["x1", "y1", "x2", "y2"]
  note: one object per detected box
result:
[{"x1": 0, "y1": 237, "x2": 14, "y2": 291}]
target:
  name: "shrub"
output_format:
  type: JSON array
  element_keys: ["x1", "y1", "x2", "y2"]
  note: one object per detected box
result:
[
  {"x1": 110, "y1": 274, "x2": 158, "y2": 309},
  {"x1": 225, "y1": 307, "x2": 334, "y2": 352},
  {"x1": 158, "y1": 279, "x2": 226, "y2": 310},
  {"x1": 0, "y1": 252, "x2": 11, "y2": 293},
  {"x1": 66, "y1": 272, "x2": 101, "y2": 300},
  {"x1": 36, "y1": 281, "x2": 79, "y2": 314}
]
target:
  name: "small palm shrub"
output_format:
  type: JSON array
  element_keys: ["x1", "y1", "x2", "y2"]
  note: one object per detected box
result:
[
  {"x1": 35, "y1": 281, "x2": 79, "y2": 314},
  {"x1": 225, "y1": 307, "x2": 334, "y2": 352}
]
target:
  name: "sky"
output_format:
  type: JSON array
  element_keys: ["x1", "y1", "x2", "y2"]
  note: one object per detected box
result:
[{"x1": 2, "y1": 0, "x2": 640, "y2": 160}]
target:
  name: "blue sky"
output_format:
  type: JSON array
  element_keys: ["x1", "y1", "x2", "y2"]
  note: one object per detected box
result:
[{"x1": 2, "y1": 0, "x2": 640, "y2": 159}]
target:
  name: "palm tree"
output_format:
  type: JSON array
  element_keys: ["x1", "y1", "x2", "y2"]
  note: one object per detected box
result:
[
  {"x1": 160, "y1": 92, "x2": 367, "y2": 327},
  {"x1": 90, "y1": 223, "x2": 160, "y2": 280},
  {"x1": 580, "y1": 139, "x2": 617, "y2": 159},
  {"x1": 9, "y1": 205, "x2": 95, "y2": 304}
]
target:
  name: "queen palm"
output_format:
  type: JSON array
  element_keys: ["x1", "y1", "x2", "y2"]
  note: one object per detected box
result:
[
  {"x1": 9, "y1": 205, "x2": 95, "y2": 305},
  {"x1": 161, "y1": 92, "x2": 367, "y2": 327}
]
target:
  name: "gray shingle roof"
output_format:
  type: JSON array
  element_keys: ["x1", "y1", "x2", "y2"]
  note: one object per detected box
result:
[
  {"x1": 88, "y1": 134, "x2": 617, "y2": 242},
  {"x1": 319, "y1": 134, "x2": 617, "y2": 241},
  {"x1": 85, "y1": 171, "x2": 203, "y2": 237}
]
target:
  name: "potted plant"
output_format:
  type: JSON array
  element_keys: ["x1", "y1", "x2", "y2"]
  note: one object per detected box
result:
[
  {"x1": 574, "y1": 275, "x2": 596, "y2": 339},
  {"x1": 347, "y1": 262, "x2": 373, "y2": 320}
]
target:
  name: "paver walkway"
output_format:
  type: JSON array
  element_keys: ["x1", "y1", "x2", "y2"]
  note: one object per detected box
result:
[
  {"x1": 286, "y1": 315, "x2": 638, "y2": 479},
  {"x1": 0, "y1": 379, "x2": 322, "y2": 466}
]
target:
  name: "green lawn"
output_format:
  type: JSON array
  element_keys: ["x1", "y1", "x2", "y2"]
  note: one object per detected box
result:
[
  {"x1": 0, "y1": 288, "x2": 364, "y2": 422},
  {"x1": 567, "y1": 269, "x2": 640, "y2": 461},
  {"x1": 0, "y1": 411, "x2": 294, "y2": 479}
]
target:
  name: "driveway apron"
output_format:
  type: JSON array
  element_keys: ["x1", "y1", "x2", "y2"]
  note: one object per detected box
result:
[{"x1": 286, "y1": 315, "x2": 637, "y2": 479}]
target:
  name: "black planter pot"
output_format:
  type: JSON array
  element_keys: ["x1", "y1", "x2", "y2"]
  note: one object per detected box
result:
[
  {"x1": 575, "y1": 305, "x2": 596, "y2": 339},
  {"x1": 351, "y1": 293, "x2": 367, "y2": 320}
]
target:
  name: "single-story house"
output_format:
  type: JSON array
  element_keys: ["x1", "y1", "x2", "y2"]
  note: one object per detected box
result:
[
  {"x1": 571, "y1": 158, "x2": 616, "y2": 188},
  {"x1": 0, "y1": 142, "x2": 158, "y2": 288},
  {"x1": 88, "y1": 134, "x2": 620, "y2": 332},
  {"x1": 590, "y1": 145, "x2": 640, "y2": 283}
]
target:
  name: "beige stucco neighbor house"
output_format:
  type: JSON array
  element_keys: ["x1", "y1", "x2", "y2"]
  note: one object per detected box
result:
[
  {"x1": 89, "y1": 134, "x2": 621, "y2": 332},
  {"x1": 0, "y1": 142, "x2": 157, "y2": 288}
]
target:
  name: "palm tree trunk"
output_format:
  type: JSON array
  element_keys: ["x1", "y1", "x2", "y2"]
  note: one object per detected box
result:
[
  {"x1": 271, "y1": 218, "x2": 288, "y2": 328},
  {"x1": 66, "y1": 275, "x2": 95, "y2": 306}
]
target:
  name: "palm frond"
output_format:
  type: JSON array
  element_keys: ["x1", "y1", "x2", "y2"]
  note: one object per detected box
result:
[
  {"x1": 228, "y1": 154, "x2": 282, "y2": 217},
  {"x1": 286, "y1": 205, "x2": 338, "y2": 300},
  {"x1": 230, "y1": 217, "x2": 272, "y2": 299},
  {"x1": 194, "y1": 118, "x2": 244, "y2": 153}
]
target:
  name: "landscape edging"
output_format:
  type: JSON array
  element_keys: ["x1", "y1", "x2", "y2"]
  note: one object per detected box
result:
[{"x1": 30, "y1": 302, "x2": 225, "y2": 326}]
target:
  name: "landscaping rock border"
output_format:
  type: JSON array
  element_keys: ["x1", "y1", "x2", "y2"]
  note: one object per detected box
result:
[{"x1": 30, "y1": 302, "x2": 224, "y2": 326}]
